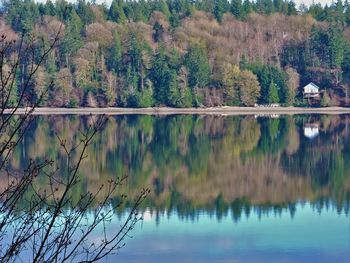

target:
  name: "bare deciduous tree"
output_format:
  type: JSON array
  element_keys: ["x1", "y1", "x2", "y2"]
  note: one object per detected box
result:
[{"x1": 0, "y1": 16, "x2": 148, "y2": 263}]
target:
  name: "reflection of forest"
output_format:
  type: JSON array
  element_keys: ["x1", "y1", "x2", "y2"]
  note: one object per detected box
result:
[{"x1": 6, "y1": 115, "x2": 350, "y2": 218}]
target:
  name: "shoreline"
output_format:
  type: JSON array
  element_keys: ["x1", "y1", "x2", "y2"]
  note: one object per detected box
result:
[{"x1": 4, "y1": 106, "x2": 350, "y2": 115}]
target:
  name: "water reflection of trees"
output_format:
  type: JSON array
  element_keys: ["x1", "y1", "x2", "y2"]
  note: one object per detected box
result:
[{"x1": 7, "y1": 114, "x2": 350, "y2": 220}]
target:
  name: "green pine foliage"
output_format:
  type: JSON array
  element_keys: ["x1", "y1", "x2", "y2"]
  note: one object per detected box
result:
[
  {"x1": 108, "y1": 0, "x2": 126, "y2": 23},
  {"x1": 184, "y1": 44, "x2": 211, "y2": 89},
  {"x1": 268, "y1": 81, "x2": 280, "y2": 103}
]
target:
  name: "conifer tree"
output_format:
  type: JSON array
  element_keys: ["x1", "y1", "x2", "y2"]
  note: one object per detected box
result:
[
  {"x1": 150, "y1": 44, "x2": 170, "y2": 104},
  {"x1": 109, "y1": 0, "x2": 126, "y2": 23},
  {"x1": 328, "y1": 26, "x2": 344, "y2": 69},
  {"x1": 231, "y1": 0, "x2": 244, "y2": 19},
  {"x1": 108, "y1": 31, "x2": 123, "y2": 74},
  {"x1": 61, "y1": 10, "x2": 83, "y2": 67},
  {"x1": 267, "y1": 81, "x2": 280, "y2": 103},
  {"x1": 184, "y1": 44, "x2": 211, "y2": 89}
]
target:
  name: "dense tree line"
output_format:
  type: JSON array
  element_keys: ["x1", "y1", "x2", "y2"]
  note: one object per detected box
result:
[{"x1": 1, "y1": 0, "x2": 350, "y2": 107}]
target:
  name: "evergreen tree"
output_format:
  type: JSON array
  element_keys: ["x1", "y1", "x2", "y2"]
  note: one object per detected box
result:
[
  {"x1": 153, "y1": 21, "x2": 165, "y2": 42},
  {"x1": 273, "y1": 0, "x2": 283, "y2": 12},
  {"x1": 248, "y1": 63, "x2": 271, "y2": 103},
  {"x1": 184, "y1": 44, "x2": 211, "y2": 89},
  {"x1": 61, "y1": 10, "x2": 83, "y2": 66},
  {"x1": 168, "y1": 69, "x2": 180, "y2": 106},
  {"x1": 152, "y1": 0, "x2": 171, "y2": 18},
  {"x1": 168, "y1": 0, "x2": 193, "y2": 17},
  {"x1": 265, "y1": 0, "x2": 274, "y2": 14},
  {"x1": 308, "y1": 3, "x2": 326, "y2": 20},
  {"x1": 309, "y1": 26, "x2": 329, "y2": 67},
  {"x1": 150, "y1": 45, "x2": 171, "y2": 104},
  {"x1": 214, "y1": 0, "x2": 229, "y2": 22},
  {"x1": 109, "y1": 0, "x2": 126, "y2": 23},
  {"x1": 196, "y1": 0, "x2": 215, "y2": 13},
  {"x1": 55, "y1": 0, "x2": 73, "y2": 20},
  {"x1": 5, "y1": 0, "x2": 40, "y2": 32},
  {"x1": 76, "y1": 0, "x2": 95, "y2": 25},
  {"x1": 334, "y1": 0, "x2": 345, "y2": 24},
  {"x1": 44, "y1": 0, "x2": 56, "y2": 16},
  {"x1": 125, "y1": 63, "x2": 139, "y2": 105},
  {"x1": 345, "y1": 0, "x2": 350, "y2": 25},
  {"x1": 231, "y1": 0, "x2": 244, "y2": 19},
  {"x1": 137, "y1": 80, "x2": 154, "y2": 107},
  {"x1": 287, "y1": 1, "x2": 297, "y2": 15},
  {"x1": 107, "y1": 31, "x2": 123, "y2": 74},
  {"x1": 267, "y1": 81, "x2": 279, "y2": 103},
  {"x1": 126, "y1": 32, "x2": 152, "y2": 92},
  {"x1": 168, "y1": 66, "x2": 192, "y2": 107},
  {"x1": 328, "y1": 26, "x2": 344, "y2": 69},
  {"x1": 177, "y1": 66, "x2": 193, "y2": 107},
  {"x1": 126, "y1": 0, "x2": 150, "y2": 22},
  {"x1": 137, "y1": 0, "x2": 151, "y2": 21},
  {"x1": 269, "y1": 67, "x2": 288, "y2": 103},
  {"x1": 242, "y1": 0, "x2": 253, "y2": 16},
  {"x1": 255, "y1": 0, "x2": 274, "y2": 14},
  {"x1": 342, "y1": 43, "x2": 350, "y2": 73}
]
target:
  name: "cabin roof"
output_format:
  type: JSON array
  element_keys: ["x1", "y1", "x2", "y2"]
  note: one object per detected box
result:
[{"x1": 303, "y1": 82, "x2": 320, "y2": 91}]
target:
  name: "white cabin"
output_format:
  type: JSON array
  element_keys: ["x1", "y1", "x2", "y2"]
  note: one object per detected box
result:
[
  {"x1": 303, "y1": 83, "x2": 320, "y2": 98},
  {"x1": 304, "y1": 124, "x2": 319, "y2": 139}
]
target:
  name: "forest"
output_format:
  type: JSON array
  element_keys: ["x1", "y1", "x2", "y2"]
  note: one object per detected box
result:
[{"x1": 1, "y1": 0, "x2": 350, "y2": 107}]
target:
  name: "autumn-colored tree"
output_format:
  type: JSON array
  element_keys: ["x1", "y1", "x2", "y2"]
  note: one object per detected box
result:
[
  {"x1": 222, "y1": 64, "x2": 240, "y2": 105},
  {"x1": 238, "y1": 70, "x2": 260, "y2": 106},
  {"x1": 54, "y1": 68, "x2": 73, "y2": 106},
  {"x1": 86, "y1": 23, "x2": 113, "y2": 49},
  {"x1": 33, "y1": 65, "x2": 49, "y2": 105},
  {"x1": 103, "y1": 71, "x2": 117, "y2": 106},
  {"x1": 73, "y1": 57, "x2": 91, "y2": 89},
  {"x1": 285, "y1": 66, "x2": 300, "y2": 105},
  {"x1": 321, "y1": 90, "x2": 331, "y2": 106},
  {"x1": 177, "y1": 66, "x2": 193, "y2": 107}
]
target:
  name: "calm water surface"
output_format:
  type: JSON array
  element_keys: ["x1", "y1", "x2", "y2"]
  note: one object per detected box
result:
[{"x1": 14, "y1": 114, "x2": 350, "y2": 262}]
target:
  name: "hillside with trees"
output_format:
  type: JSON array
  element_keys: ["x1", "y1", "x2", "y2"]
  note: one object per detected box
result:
[{"x1": 1, "y1": 0, "x2": 350, "y2": 107}]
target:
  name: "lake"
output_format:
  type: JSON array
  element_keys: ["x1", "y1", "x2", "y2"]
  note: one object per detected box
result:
[{"x1": 10, "y1": 114, "x2": 350, "y2": 262}]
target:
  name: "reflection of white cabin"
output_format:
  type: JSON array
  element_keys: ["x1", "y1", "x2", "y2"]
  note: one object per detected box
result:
[
  {"x1": 304, "y1": 123, "x2": 319, "y2": 139},
  {"x1": 303, "y1": 82, "x2": 320, "y2": 98}
]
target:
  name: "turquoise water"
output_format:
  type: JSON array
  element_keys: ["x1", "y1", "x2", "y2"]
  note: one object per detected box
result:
[{"x1": 98, "y1": 204, "x2": 350, "y2": 262}]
